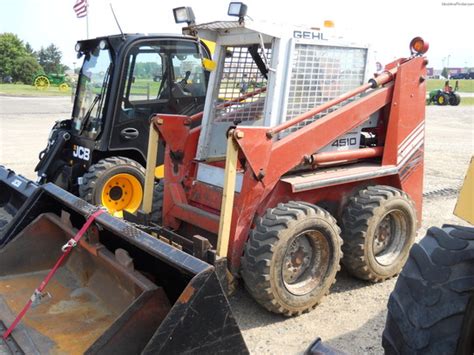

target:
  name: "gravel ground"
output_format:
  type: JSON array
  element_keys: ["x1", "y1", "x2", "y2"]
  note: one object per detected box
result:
[
  {"x1": 0, "y1": 96, "x2": 472, "y2": 353},
  {"x1": 0, "y1": 96, "x2": 71, "y2": 177}
]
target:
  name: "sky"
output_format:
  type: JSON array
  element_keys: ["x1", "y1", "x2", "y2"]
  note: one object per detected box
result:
[{"x1": 1, "y1": 0, "x2": 473, "y2": 71}]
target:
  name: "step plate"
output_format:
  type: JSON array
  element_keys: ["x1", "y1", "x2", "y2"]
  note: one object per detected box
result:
[{"x1": 281, "y1": 163, "x2": 398, "y2": 192}]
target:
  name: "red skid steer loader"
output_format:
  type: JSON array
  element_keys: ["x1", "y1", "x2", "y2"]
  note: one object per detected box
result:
[
  {"x1": 0, "y1": 3, "x2": 428, "y2": 352},
  {"x1": 139, "y1": 21, "x2": 428, "y2": 315}
]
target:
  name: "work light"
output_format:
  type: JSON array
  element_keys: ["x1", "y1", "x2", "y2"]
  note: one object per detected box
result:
[
  {"x1": 228, "y1": 2, "x2": 247, "y2": 19},
  {"x1": 75, "y1": 42, "x2": 81, "y2": 52},
  {"x1": 173, "y1": 7, "x2": 196, "y2": 25}
]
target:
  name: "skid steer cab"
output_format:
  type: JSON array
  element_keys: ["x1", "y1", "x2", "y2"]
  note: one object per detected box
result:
[
  {"x1": 34, "y1": 33, "x2": 212, "y2": 217},
  {"x1": 135, "y1": 6, "x2": 430, "y2": 316}
]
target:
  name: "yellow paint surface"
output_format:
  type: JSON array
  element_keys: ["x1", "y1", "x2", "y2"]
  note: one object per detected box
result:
[
  {"x1": 454, "y1": 157, "x2": 474, "y2": 224},
  {"x1": 154, "y1": 164, "x2": 164, "y2": 179}
]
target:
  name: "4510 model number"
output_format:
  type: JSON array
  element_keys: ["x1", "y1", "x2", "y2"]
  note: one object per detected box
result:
[{"x1": 331, "y1": 137, "x2": 357, "y2": 147}]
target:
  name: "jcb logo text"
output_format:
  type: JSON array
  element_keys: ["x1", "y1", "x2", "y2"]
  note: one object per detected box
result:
[{"x1": 73, "y1": 145, "x2": 90, "y2": 161}]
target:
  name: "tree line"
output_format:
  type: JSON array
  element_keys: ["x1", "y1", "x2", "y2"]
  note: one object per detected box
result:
[{"x1": 0, "y1": 33, "x2": 68, "y2": 85}]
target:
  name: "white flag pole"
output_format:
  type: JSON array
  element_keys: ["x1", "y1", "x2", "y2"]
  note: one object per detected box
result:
[{"x1": 86, "y1": 1, "x2": 89, "y2": 39}]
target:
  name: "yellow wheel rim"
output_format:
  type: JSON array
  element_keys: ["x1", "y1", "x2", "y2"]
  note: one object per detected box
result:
[
  {"x1": 438, "y1": 96, "x2": 444, "y2": 104},
  {"x1": 34, "y1": 76, "x2": 50, "y2": 90},
  {"x1": 101, "y1": 173, "x2": 143, "y2": 217},
  {"x1": 59, "y1": 83, "x2": 69, "y2": 91}
]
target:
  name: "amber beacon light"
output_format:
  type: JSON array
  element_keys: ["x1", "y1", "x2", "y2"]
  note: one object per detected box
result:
[{"x1": 410, "y1": 37, "x2": 429, "y2": 55}]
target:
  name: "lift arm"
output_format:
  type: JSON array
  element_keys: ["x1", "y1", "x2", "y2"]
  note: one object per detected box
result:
[{"x1": 234, "y1": 56, "x2": 427, "y2": 187}]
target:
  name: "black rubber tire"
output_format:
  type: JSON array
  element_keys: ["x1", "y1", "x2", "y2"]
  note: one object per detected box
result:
[
  {"x1": 341, "y1": 185, "x2": 417, "y2": 282},
  {"x1": 151, "y1": 180, "x2": 164, "y2": 224},
  {"x1": 383, "y1": 225, "x2": 474, "y2": 354},
  {"x1": 79, "y1": 156, "x2": 145, "y2": 211},
  {"x1": 241, "y1": 201, "x2": 343, "y2": 316},
  {"x1": 450, "y1": 92, "x2": 461, "y2": 106}
]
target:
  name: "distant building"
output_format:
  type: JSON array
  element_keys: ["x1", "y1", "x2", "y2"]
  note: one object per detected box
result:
[
  {"x1": 426, "y1": 67, "x2": 472, "y2": 79},
  {"x1": 427, "y1": 68, "x2": 444, "y2": 79},
  {"x1": 447, "y1": 67, "x2": 463, "y2": 75}
]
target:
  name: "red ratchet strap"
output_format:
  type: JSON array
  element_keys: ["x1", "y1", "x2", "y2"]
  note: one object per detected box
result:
[{"x1": 2, "y1": 208, "x2": 105, "y2": 340}]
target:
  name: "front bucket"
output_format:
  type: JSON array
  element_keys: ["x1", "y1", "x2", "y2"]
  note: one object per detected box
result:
[
  {"x1": 0, "y1": 183, "x2": 247, "y2": 354},
  {"x1": 0, "y1": 166, "x2": 38, "y2": 238}
]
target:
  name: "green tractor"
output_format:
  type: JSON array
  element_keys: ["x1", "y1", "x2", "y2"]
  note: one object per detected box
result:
[
  {"x1": 427, "y1": 80, "x2": 461, "y2": 106},
  {"x1": 34, "y1": 73, "x2": 70, "y2": 91}
]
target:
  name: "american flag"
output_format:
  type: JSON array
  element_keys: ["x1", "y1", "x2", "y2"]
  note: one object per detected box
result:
[{"x1": 73, "y1": 0, "x2": 88, "y2": 18}]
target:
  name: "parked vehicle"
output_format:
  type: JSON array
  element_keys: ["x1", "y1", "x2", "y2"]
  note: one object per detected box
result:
[
  {"x1": 427, "y1": 80, "x2": 461, "y2": 106},
  {"x1": 34, "y1": 73, "x2": 70, "y2": 91},
  {"x1": 27, "y1": 33, "x2": 211, "y2": 218},
  {"x1": 450, "y1": 72, "x2": 468, "y2": 80}
]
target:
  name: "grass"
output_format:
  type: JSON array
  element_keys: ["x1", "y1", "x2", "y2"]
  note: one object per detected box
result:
[
  {"x1": 0, "y1": 83, "x2": 71, "y2": 97},
  {"x1": 460, "y1": 97, "x2": 474, "y2": 106},
  {"x1": 1, "y1": 80, "x2": 473, "y2": 105},
  {"x1": 129, "y1": 79, "x2": 162, "y2": 98},
  {"x1": 427, "y1": 79, "x2": 474, "y2": 93}
]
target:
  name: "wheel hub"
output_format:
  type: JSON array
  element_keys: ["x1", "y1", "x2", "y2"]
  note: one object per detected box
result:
[
  {"x1": 292, "y1": 248, "x2": 305, "y2": 266},
  {"x1": 100, "y1": 173, "x2": 143, "y2": 216},
  {"x1": 281, "y1": 230, "x2": 331, "y2": 296},
  {"x1": 283, "y1": 236, "x2": 312, "y2": 284},
  {"x1": 373, "y1": 209, "x2": 408, "y2": 266},
  {"x1": 109, "y1": 186, "x2": 123, "y2": 201},
  {"x1": 374, "y1": 216, "x2": 392, "y2": 255}
]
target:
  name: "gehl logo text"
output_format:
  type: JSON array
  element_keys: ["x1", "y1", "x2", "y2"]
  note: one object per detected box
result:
[{"x1": 293, "y1": 31, "x2": 328, "y2": 41}]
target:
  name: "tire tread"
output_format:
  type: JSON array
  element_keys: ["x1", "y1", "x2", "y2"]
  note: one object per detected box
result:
[
  {"x1": 341, "y1": 185, "x2": 416, "y2": 282},
  {"x1": 382, "y1": 225, "x2": 474, "y2": 354},
  {"x1": 241, "y1": 201, "x2": 342, "y2": 316}
]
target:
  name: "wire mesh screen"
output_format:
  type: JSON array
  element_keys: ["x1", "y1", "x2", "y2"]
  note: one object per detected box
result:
[
  {"x1": 283, "y1": 44, "x2": 367, "y2": 134},
  {"x1": 213, "y1": 46, "x2": 271, "y2": 124}
]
